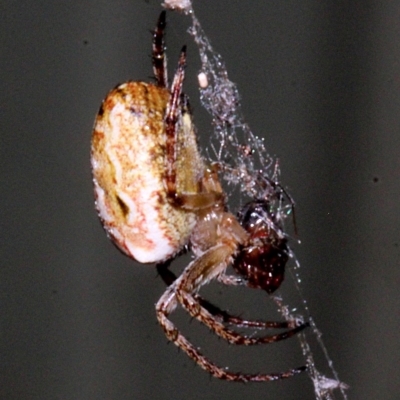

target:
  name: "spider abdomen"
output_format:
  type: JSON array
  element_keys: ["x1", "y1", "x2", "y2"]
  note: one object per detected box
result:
[{"x1": 91, "y1": 81, "x2": 200, "y2": 263}]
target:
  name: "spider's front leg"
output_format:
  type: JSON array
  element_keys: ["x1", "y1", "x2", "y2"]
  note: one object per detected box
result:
[
  {"x1": 173, "y1": 216, "x2": 308, "y2": 345},
  {"x1": 157, "y1": 262, "x2": 297, "y2": 330},
  {"x1": 156, "y1": 240, "x2": 307, "y2": 382},
  {"x1": 156, "y1": 286, "x2": 305, "y2": 382}
]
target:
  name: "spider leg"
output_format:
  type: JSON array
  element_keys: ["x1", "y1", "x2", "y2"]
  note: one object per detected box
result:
[
  {"x1": 216, "y1": 273, "x2": 247, "y2": 286},
  {"x1": 156, "y1": 284, "x2": 307, "y2": 382},
  {"x1": 195, "y1": 297, "x2": 301, "y2": 330},
  {"x1": 156, "y1": 261, "x2": 299, "y2": 330},
  {"x1": 158, "y1": 243, "x2": 307, "y2": 347},
  {"x1": 164, "y1": 45, "x2": 186, "y2": 201},
  {"x1": 214, "y1": 273, "x2": 306, "y2": 329},
  {"x1": 162, "y1": 47, "x2": 223, "y2": 210},
  {"x1": 152, "y1": 11, "x2": 168, "y2": 87}
]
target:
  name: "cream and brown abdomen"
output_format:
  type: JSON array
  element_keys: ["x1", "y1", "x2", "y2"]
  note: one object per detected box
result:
[{"x1": 91, "y1": 82, "x2": 196, "y2": 263}]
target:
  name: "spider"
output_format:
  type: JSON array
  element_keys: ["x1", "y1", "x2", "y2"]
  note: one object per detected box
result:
[{"x1": 91, "y1": 11, "x2": 308, "y2": 382}]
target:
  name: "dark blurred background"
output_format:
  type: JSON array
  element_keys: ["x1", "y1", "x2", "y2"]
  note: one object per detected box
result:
[{"x1": 1, "y1": 1, "x2": 399, "y2": 399}]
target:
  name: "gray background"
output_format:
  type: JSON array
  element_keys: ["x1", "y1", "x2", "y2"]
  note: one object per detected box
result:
[{"x1": 2, "y1": 1, "x2": 399, "y2": 399}]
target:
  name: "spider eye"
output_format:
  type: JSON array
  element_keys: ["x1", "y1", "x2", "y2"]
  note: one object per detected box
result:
[{"x1": 234, "y1": 200, "x2": 288, "y2": 294}]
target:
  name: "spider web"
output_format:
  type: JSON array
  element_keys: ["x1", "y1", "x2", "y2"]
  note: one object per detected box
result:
[{"x1": 163, "y1": 1, "x2": 348, "y2": 398}]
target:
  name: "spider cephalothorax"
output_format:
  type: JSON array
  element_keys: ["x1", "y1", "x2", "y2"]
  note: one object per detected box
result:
[
  {"x1": 233, "y1": 199, "x2": 289, "y2": 293},
  {"x1": 91, "y1": 11, "x2": 308, "y2": 383}
]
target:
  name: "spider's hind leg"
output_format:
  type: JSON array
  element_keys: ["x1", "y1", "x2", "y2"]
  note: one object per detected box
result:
[{"x1": 163, "y1": 48, "x2": 223, "y2": 210}]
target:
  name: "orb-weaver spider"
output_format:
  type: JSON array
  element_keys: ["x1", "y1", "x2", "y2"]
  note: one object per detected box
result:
[{"x1": 91, "y1": 11, "x2": 308, "y2": 382}]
